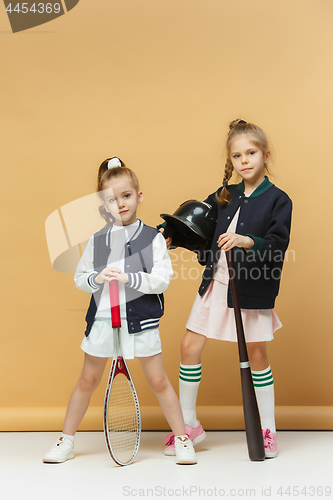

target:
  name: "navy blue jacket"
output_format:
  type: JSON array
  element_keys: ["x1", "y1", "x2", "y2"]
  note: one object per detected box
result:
[{"x1": 199, "y1": 178, "x2": 292, "y2": 309}]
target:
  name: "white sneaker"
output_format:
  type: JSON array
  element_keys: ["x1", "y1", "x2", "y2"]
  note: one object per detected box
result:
[
  {"x1": 43, "y1": 437, "x2": 75, "y2": 463},
  {"x1": 175, "y1": 436, "x2": 197, "y2": 465}
]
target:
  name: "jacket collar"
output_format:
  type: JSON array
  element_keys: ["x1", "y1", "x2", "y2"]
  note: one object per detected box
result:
[
  {"x1": 236, "y1": 176, "x2": 273, "y2": 197},
  {"x1": 106, "y1": 219, "x2": 143, "y2": 247}
]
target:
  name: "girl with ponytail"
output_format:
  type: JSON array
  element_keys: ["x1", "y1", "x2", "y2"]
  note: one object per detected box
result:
[
  {"x1": 43, "y1": 157, "x2": 197, "y2": 466},
  {"x1": 164, "y1": 119, "x2": 292, "y2": 459}
]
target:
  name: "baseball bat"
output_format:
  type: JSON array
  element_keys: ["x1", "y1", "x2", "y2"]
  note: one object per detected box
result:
[{"x1": 226, "y1": 249, "x2": 265, "y2": 461}]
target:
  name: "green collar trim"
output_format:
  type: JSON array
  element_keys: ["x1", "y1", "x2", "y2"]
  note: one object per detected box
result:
[{"x1": 236, "y1": 176, "x2": 273, "y2": 197}]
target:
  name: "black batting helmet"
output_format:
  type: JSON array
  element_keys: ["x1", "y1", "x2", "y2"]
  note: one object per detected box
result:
[{"x1": 160, "y1": 200, "x2": 217, "y2": 262}]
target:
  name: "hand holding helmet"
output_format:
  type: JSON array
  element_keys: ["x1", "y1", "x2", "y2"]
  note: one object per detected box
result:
[{"x1": 160, "y1": 200, "x2": 217, "y2": 264}]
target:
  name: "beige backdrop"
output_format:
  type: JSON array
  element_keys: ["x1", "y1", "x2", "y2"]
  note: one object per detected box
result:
[{"x1": 1, "y1": 0, "x2": 333, "y2": 431}]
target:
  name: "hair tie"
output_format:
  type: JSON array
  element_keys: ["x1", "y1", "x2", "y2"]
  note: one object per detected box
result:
[
  {"x1": 222, "y1": 180, "x2": 228, "y2": 188},
  {"x1": 107, "y1": 157, "x2": 122, "y2": 169},
  {"x1": 238, "y1": 120, "x2": 247, "y2": 125}
]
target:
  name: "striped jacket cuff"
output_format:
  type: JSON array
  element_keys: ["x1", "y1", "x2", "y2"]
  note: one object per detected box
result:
[
  {"x1": 87, "y1": 272, "x2": 101, "y2": 290},
  {"x1": 126, "y1": 273, "x2": 143, "y2": 291}
]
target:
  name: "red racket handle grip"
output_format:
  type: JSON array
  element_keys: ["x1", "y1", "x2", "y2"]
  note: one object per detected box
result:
[{"x1": 109, "y1": 280, "x2": 121, "y2": 328}]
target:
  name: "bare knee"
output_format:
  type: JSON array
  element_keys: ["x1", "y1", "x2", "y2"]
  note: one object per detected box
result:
[
  {"x1": 181, "y1": 331, "x2": 205, "y2": 364},
  {"x1": 78, "y1": 372, "x2": 100, "y2": 393},
  {"x1": 147, "y1": 373, "x2": 169, "y2": 395},
  {"x1": 180, "y1": 336, "x2": 191, "y2": 358},
  {"x1": 248, "y1": 343, "x2": 269, "y2": 371}
]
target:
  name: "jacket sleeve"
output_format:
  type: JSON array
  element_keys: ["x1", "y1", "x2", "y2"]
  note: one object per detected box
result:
[
  {"x1": 125, "y1": 232, "x2": 173, "y2": 294},
  {"x1": 74, "y1": 236, "x2": 102, "y2": 294},
  {"x1": 246, "y1": 194, "x2": 293, "y2": 262},
  {"x1": 204, "y1": 188, "x2": 220, "y2": 213},
  {"x1": 195, "y1": 188, "x2": 220, "y2": 266}
]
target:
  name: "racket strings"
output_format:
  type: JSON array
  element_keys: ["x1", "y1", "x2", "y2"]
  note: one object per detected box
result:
[{"x1": 107, "y1": 372, "x2": 140, "y2": 463}]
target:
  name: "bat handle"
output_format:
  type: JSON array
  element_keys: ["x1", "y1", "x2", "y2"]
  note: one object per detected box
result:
[{"x1": 109, "y1": 280, "x2": 121, "y2": 329}]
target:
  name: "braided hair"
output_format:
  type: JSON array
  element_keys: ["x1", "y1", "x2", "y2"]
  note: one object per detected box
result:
[{"x1": 216, "y1": 119, "x2": 270, "y2": 207}]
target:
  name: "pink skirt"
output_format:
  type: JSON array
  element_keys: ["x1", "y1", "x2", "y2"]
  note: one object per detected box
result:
[{"x1": 186, "y1": 278, "x2": 282, "y2": 343}]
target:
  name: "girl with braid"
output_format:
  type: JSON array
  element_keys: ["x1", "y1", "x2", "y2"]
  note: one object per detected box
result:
[{"x1": 163, "y1": 119, "x2": 292, "y2": 458}]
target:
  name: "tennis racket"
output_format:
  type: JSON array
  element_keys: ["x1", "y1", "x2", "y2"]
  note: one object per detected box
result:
[{"x1": 103, "y1": 279, "x2": 141, "y2": 466}]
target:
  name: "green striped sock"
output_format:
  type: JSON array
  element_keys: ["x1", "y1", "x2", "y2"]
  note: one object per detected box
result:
[
  {"x1": 251, "y1": 366, "x2": 275, "y2": 432},
  {"x1": 251, "y1": 366, "x2": 274, "y2": 388},
  {"x1": 179, "y1": 363, "x2": 202, "y2": 428},
  {"x1": 179, "y1": 363, "x2": 202, "y2": 383}
]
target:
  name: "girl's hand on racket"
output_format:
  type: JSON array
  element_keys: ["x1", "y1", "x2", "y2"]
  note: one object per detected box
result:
[
  {"x1": 218, "y1": 232, "x2": 254, "y2": 251},
  {"x1": 95, "y1": 267, "x2": 129, "y2": 284},
  {"x1": 113, "y1": 270, "x2": 129, "y2": 284}
]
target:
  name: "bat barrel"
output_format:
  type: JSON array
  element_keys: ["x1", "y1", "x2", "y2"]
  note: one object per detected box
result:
[{"x1": 241, "y1": 366, "x2": 265, "y2": 461}]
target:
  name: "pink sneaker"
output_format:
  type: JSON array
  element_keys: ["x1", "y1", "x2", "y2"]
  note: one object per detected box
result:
[
  {"x1": 164, "y1": 422, "x2": 206, "y2": 456},
  {"x1": 263, "y1": 428, "x2": 278, "y2": 458}
]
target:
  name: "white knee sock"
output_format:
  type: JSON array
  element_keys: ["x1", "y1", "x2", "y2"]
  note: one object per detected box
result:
[
  {"x1": 179, "y1": 363, "x2": 202, "y2": 428},
  {"x1": 251, "y1": 366, "x2": 276, "y2": 433}
]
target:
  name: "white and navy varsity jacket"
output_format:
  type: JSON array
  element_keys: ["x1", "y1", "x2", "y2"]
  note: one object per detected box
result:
[{"x1": 74, "y1": 220, "x2": 173, "y2": 336}]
